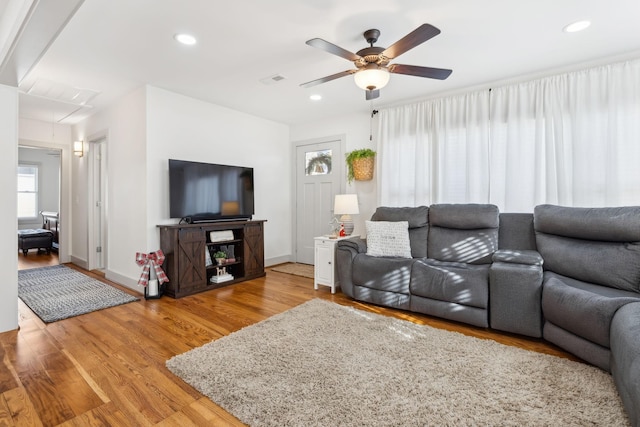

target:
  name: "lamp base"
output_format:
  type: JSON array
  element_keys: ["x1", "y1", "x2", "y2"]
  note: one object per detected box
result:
[{"x1": 340, "y1": 214, "x2": 354, "y2": 236}]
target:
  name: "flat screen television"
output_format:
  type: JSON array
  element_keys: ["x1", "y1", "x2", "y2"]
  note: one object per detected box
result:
[{"x1": 169, "y1": 159, "x2": 254, "y2": 222}]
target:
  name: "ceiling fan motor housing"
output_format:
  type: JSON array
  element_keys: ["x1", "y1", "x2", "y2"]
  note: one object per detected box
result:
[{"x1": 355, "y1": 46, "x2": 387, "y2": 67}]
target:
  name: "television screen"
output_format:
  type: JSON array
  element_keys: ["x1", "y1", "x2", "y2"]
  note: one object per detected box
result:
[{"x1": 169, "y1": 159, "x2": 254, "y2": 221}]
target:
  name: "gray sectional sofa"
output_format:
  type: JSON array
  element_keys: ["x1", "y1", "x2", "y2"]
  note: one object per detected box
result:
[{"x1": 336, "y1": 203, "x2": 640, "y2": 426}]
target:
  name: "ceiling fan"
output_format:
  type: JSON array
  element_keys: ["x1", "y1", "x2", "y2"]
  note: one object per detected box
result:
[{"x1": 300, "y1": 24, "x2": 452, "y2": 100}]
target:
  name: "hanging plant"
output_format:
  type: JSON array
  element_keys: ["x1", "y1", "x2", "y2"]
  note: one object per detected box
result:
[
  {"x1": 305, "y1": 153, "x2": 332, "y2": 175},
  {"x1": 345, "y1": 149, "x2": 376, "y2": 183}
]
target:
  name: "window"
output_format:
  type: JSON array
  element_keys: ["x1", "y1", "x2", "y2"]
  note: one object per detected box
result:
[
  {"x1": 305, "y1": 149, "x2": 332, "y2": 176},
  {"x1": 17, "y1": 164, "x2": 38, "y2": 219}
]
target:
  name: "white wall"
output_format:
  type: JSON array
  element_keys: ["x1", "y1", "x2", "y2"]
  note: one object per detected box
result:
[
  {"x1": 290, "y1": 111, "x2": 376, "y2": 237},
  {"x1": 72, "y1": 85, "x2": 290, "y2": 292},
  {"x1": 146, "y1": 86, "x2": 291, "y2": 267},
  {"x1": 73, "y1": 87, "x2": 147, "y2": 287},
  {"x1": 0, "y1": 84, "x2": 18, "y2": 333}
]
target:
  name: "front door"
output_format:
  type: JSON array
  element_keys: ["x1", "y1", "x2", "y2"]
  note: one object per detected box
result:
[{"x1": 294, "y1": 137, "x2": 344, "y2": 264}]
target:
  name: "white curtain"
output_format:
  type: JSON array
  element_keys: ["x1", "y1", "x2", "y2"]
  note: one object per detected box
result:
[
  {"x1": 378, "y1": 59, "x2": 640, "y2": 211},
  {"x1": 378, "y1": 91, "x2": 490, "y2": 206}
]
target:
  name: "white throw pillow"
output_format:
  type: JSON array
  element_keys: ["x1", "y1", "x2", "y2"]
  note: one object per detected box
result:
[{"x1": 365, "y1": 220, "x2": 412, "y2": 258}]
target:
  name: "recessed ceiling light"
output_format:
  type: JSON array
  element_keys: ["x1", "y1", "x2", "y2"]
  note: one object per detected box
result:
[
  {"x1": 174, "y1": 33, "x2": 197, "y2": 45},
  {"x1": 563, "y1": 20, "x2": 591, "y2": 33},
  {"x1": 310, "y1": 94, "x2": 322, "y2": 101}
]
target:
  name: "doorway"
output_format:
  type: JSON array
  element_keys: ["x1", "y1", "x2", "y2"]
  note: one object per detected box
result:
[
  {"x1": 294, "y1": 136, "x2": 345, "y2": 264},
  {"x1": 17, "y1": 146, "x2": 61, "y2": 269}
]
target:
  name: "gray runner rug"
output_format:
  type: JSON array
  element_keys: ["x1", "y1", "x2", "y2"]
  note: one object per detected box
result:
[
  {"x1": 166, "y1": 299, "x2": 628, "y2": 426},
  {"x1": 18, "y1": 264, "x2": 139, "y2": 323}
]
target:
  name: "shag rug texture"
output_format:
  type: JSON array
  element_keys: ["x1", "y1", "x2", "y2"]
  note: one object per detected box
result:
[
  {"x1": 18, "y1": 265, "x2": 139, "y2": 323},
  {"x1": 166, "y1": 299, "x2": 629, "y2": 426},
  {"x1": 270, "y1": 263, "x2": 314, "y2": 279}
]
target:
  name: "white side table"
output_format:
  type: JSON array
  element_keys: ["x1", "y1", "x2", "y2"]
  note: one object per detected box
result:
[{"x1": 314, "y1": 236, "x2": 351, "y2": 294}]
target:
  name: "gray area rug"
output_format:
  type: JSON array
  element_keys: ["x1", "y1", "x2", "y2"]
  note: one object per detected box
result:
[
  {"x1": 18, "y1": 265, "x2": 139, "y2": 323},
  {"x1": 166, "y1": 299, "x2": 629, "y2": 426}
]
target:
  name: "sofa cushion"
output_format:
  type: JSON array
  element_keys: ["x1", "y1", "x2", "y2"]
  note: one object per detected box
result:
[
  {"x1": 409, "y1": 259, "x2": 489, "y2": 309},
  {"x1": 536, "y1": 233, "x2": 640, "y2": 293},
  {"x1": 365, "y1": 221, "x2": 412, "y2": 258},
  {"x1": 534, "y1": 204, "x2": 640, "y2": 292},
  {"x1": 542, "y1": 274, "x2": 640, "y2": 348},
  {"x1": 371, "y1": 206, "x2": 428, "y2": 258},
  {"x1": 428, "y1": 204, "x2": 499, "y2": 264},
  {"x1": 498, "y1": 213, "x2": 536, "y2": 250},
  {"x1": 352, "y1": 254, "x2": 414, "y2": 294},
  {"x1": 18, "y1": 228, "x2": 54, "y2": 238},
  {"x1": 534, "y1": 204, "x2": 640, "y2": 242}
]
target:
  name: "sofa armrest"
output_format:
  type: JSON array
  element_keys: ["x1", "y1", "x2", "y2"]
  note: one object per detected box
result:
[
  {"x1": 335, "y1": 237, "x2": 366, "y2": 298},
  {"x1": 492, "y1": 249, "x2": 543, "y2": 266},
  {"x1": 489, "y1": 250, "x2": 544, "y2": 337},
  {"x1": 337, "y1": 237, "x2": 367, "y2": 254},
  {"x1": 611, "y1": 302, "x2": 640, "y2": 426}
]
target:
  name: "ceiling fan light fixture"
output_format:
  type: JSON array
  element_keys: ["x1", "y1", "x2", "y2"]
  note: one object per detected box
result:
[{"x1": 354, "y1": 67, "x2": 390, "y2": 91}]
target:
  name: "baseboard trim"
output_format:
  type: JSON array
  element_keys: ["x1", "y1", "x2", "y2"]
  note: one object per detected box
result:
[
  {"x1": 266, "y1": 255, "x2": 290, "y2": 267},
  {"x1": 105, "y1": 269, "x2": 143, "y2": 295},
  {"x1": 69, "y1": 256, "x2": 88, "y2": 270}
]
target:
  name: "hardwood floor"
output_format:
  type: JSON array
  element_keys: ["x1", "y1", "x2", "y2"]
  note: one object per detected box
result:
[
  {"x1": 17, "y1": 251, "x2": 59, "y2": 271},
  {"x1": 3, "y1": 260, "x2": 579, "y2": 426}
]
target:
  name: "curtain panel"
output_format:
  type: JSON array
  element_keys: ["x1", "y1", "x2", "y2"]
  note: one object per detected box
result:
[{"x1": 378, "y1": 59, "x2": 640, "y2": 212}]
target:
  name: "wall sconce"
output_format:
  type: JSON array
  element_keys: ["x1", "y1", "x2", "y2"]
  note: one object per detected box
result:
[{"x1": 73, "y1": 141, "x2": 84, "y2": 157}]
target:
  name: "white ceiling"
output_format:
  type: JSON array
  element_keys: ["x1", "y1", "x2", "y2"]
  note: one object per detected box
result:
[{"x1": 12, "y1": 0, "x2": 640, "y2": 126}]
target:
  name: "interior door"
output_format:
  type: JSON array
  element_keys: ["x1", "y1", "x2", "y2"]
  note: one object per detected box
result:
[
  {"x1": 295, "y1": 137, "x2": 344, "y2": 264},
  {"x1": 88, "y1": 138, "x2": 107, "y2": 270}
]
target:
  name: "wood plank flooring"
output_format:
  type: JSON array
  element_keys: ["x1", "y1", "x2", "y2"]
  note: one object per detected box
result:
[{"x1": 3, "y1": 259, "x2": 579, "y2": 426}]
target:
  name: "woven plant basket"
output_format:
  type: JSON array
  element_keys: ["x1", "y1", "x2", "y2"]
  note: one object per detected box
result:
[{"x1": 352, "y1": 156, "x2": 374, "y2": 181}]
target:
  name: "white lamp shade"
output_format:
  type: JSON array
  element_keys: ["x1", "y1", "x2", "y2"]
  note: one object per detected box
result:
[
  {"x1": 354, "y1": 67, "x2": 390, "y2": 90},
  {"x1": 334, "y1": 194, "x2": 359, "y2": 215}
]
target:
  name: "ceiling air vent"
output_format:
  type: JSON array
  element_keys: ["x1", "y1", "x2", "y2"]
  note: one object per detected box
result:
[{"x1": 260, "y1": 74, "x2": 287, "y2": 85}]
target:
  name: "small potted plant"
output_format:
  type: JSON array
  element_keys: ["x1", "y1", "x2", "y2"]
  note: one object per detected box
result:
[
  {"x1": 213, "y1": 250, "x2": 227, "y2": 265},
  {"x1": 346, "y1": 148, "x2": 376, "y2": 183}
]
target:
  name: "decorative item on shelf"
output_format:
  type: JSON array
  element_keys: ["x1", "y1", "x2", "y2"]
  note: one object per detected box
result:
[
  {"x1": 213, "y1": 250, "x2": 227, "y2": 265},
  {"x1": 205, "y1": 247, "x2": 213, "y2": 267},
  {"x1": 334, "y1": 194, "x2": 359, "y2": 236},
  {"x1": 328, "y1": 217, "x2": 340, "y2": 238},
  {"x1": 135, "y1": 250, "x2": 169, "y2": 299},
  {"x1": 210, "y1": 230, "x2": 234, "y2": 242},
  {"x1": 210, "y1": 266, "x2": 234, "y2": 284},
  {"x1": 221, "y1": 245, "x2": 236, "y2": 262},
  {"x1": 339, "y1": 223, "x2": 346, "y2": 237},
  {"x1": 345, "y1": 148, "x2": 376, "y2": 183}
]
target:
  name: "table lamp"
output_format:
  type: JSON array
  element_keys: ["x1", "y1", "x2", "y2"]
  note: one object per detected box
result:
[{"x1": 334, "y1": 194, "x2": 359, "y2": 236}]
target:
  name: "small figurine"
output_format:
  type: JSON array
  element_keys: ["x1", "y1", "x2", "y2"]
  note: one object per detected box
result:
[
  {"x1": 328, "y1": 217, "x2": 340, "y2": 238},
  {"x1": 339, "y1": 223, "x2": 346, "y2": 237}
]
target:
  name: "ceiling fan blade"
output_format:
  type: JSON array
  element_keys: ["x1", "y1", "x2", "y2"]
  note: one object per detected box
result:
[
  {"x1": 366, "y1": 89, "x2": 380, "y2": 100},
  {"x1": 389, "y1": 64, "x2": 452, "y2": 80},
  {"x1": 300, "y1": 69, "x2": 356, "y2": 88},
  {"x1": 381, "y1": 24, "x2": 441, "y2": 59},
  {"x1": 306, "y1": 38, "x2": 361, "y2": 62}
]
